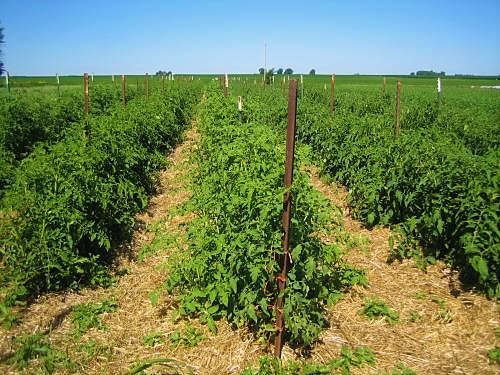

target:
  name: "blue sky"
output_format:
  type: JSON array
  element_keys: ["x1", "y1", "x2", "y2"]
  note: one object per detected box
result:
[{"x1": 1, "y1": 0, "x2": 499, "y2": 75}]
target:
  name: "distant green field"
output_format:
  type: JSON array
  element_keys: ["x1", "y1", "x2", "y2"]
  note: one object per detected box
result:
[{"x1": 2, "y1": 73, "x2": 499, "y2": 89}]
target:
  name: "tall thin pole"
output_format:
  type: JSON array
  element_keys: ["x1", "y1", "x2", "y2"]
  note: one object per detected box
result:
[
  {"x1": 274, "y1": 79, "x2": 298, "y2": 358},
  {"x1": 145, "y1": 73, "x2": 149, "y2": 99},
  {"x1": 56, "y1": 74, "x2": 61, "y2": 98},
  {"x1": 330, "y1": 74, "x2": 336, "y2": 112},
  {"x1": 121, "y1": 74, "x2": 126, "y2": 105},
  {"x1": 5, "y1": 72, "x2": 10, "y2": 95},
  {"x1": 395, "y1": 80, "x2": 401, "y2": 137},
  {"x1": 264, "y1": 43, "x2": 267, "y2": 85},
  {"x1": 84, "y1": 73, "x2": 89, "y2": 116}
]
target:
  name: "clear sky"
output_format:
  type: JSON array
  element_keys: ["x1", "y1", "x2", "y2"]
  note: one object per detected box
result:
[{"x1": 1, "y1": 0, "x2": 499, "y2": 76}]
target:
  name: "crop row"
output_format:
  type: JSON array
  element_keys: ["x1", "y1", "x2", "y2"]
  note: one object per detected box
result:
[
  {"x1": 164, "y1": 87, "x2": 364, "y2": 346},
  {"x1": 293, "y1": 90, "x2": 498, "y2": 297},
  {"x1": 0, "y1": 86, "x2": 199, "y2": 305}
]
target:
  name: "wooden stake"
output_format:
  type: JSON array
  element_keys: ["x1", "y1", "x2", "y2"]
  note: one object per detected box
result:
[
  {"x1": 121, "y1": 74, "x2": 126, "y2": 105},
  {"x1": 395, "y1": 80, "x2": 401, "y2": 136},
  {"x1": 330, "y1": 74, "x2": 336, "y2": 112}
]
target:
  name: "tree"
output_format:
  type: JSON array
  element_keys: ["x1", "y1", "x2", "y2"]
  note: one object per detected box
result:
[
  {"x1": 258, "y1": 67, "x2": 265, "y2": 75},
  {"x1": 284, "y1": 68, "x2": 293, "y2": 75},
  {"x1": 0, "y1": 25, "x2": 4, "y2": 76},
  {"x1": 276, "y1": 68, "x2": 284, "y2": 75},
  {"x1": 309, "y1": 69, "x2": 316, "y2": 75}
]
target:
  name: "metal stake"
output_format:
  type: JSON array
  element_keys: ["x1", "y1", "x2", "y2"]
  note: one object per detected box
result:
[{"x1": 274, "y1": 79, "x2": 298, "y2": 358}]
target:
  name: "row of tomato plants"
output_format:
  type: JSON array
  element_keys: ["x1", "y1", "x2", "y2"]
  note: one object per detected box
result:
[
  {"x1": 164, "y1": 87, "x2": 365, "y2": 347},
  {"x1": 0, "y1": 85, "x2": 200, "y2": 306},
  {"x1": 0, "y1": 85, "x2": 146, "y2": 195},
  {"x1": 229, "y1": 84, "x2": 498, "y2": 297},
  {"x1": 294, "y1": 89, "x2": 498, "y2": 297}
]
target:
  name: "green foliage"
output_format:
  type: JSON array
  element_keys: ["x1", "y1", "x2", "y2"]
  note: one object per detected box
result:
[
  {"x1": 168, "y1": 324, "x2": 204, "y2": 348},
  {"x1": 165, "y1": 88, "x2": 362, "y2": 347},
  {"x1": 76, "y1": 338, "x2": 112, "y2": 360},
  {"x1": 129, "y1": 357, "x2": 192, "y2": 375},
  {"x1": 0, "y1": 87, "x2": 199, "y2": 304},
  {"x1": 386, "y1": 363, "x2": 417, "y2": 375},
  {"x1": 0, "y1": 302, "x2": 19, "y2": 329},
  {"x1": 70, "y1": 299, "x2": 118, "y2": 338},
  {"x1": 290, "y1": 86, "x2": 499, "y2": 297},
  {"x1": 487, "y1": 346, "x2": 500, "y2": 364},
  {"x1": 143, "y1": 331, "x2": 165, "y2": 347},
  {"x1": 242, "y1": 346, "x2": 375, "y2": 375},
  {"x1": 7, "y1": 332, "x2": 74, "y2": 373},
  {"x1": 360, "y1": 297, "x2": 399, "y2": 324},
  {"x1": 329, "y1": 346, "x2": 376, "y2": 374}
]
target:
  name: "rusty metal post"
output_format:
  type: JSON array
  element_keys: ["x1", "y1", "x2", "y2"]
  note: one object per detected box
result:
[
  {"x1": 84, "y1": 73, "x2": 89, "y2": 116},
  {"x1": 121, "y1": 74, "x2": 126, "y2": 105},
  {"x1": 274, "y1": 79, "x2": 298, "y2": 359},
  {"x1": 395, "y1": 80, "x2": 401, "y2": 137},
  {"x1": 330, "y1": 73, "x2": 336, "y2": 113},
  {"x1": 145, "y1": 73, "x2": 149, "y2": 99}
]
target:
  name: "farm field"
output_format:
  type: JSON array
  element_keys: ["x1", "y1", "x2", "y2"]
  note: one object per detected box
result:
[{"x1": 0, "y1": 75, "x2": 498, "y2": 374}]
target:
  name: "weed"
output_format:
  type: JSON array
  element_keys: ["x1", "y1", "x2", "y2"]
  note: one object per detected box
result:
[
  {"x1": 168, "y1": 324, "x2": 204, "y2": 349},
  {"x1": 0, "y1": 303, "x2": 19, "y2": 329},
  {"x1": 241, "y1": 346, "x2": 375, "y2": 374},
  {"x1": 487, "y1": 347, "x2": 500, "y2": 364},
  {"x1": 386, "y1": 363, "x2": 417, "y2": 375},
  {"x1": 409, "y1": 310, "x2": 422, "y2": 322},
  {"x1": 431, "y1": 298, "x2": 453, "y2": 323},
  {"x1": 70, "y1": 299, "x2": 118, "y2": 338},
  {"x1": 143, "y1": 331, "x2": 165, "y2": 347},
  {"x1": 8, "y1": 332, "x2": 74, "y2": 373},
  {"x1": 360, "y1": 297, "x2": 399, "y2": 324},
  {"x1": 129, "y1": 357, "x2": 192, "y2": 375}
]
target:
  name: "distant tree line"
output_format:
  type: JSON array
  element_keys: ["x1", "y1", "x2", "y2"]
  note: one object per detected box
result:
[
  {"x1": 410, "y1": 70, "x2": 446, "y2": 77},
  {"x1": 155, "y1": 70, "x2": 172, "y2": 76},
  {"x1": 258, "y1": 67, "x2": 316, "y2": 75}
]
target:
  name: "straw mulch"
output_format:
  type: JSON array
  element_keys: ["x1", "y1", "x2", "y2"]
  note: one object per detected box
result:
[{"x1": 304, "y1": 165, "x2": 499, "y2": 375}]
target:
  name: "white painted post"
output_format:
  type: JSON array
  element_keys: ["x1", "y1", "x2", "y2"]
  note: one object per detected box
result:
[
  {"x1": 238, "y1": 95, "x2": 243, "y2": 111},
  {"x1": 437, "y1": 77, "x2": 442, "y2": 106},
  {"x1": 300, "y1": 74, "x2": 304, "y2": 98},
  {"x1": 5, "y1": 72, "x2": 9, "y2": 94},
  {"x1": 56, "y1": 74, "x2": 60, "y2": 97},
  {"x1": 91, "y1": 73, "x2": 94, "y2": 82},
  {"x1": 112, "y1": 74, "x2": 115, "y2": 82}
]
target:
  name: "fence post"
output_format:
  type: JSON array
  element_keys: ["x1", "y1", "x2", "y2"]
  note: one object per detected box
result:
[
  {"x1": 224, "y1": 73, "x2": 228, "y2": 97},
  {"x1": 383, "y1": 76, "x2": 386, "y2": 96},
  {"x1": 121, "y1": 74, "x2": 126, "y2": 105},
  {"x1": 56, "y1": 74, "x2": 60, "y2": 98},
  {"x1": 330, "y1": 74, "x2": 336, "y2": 112},
  {"x1": 274, "y1": 79, "x2": 298, "y2": 359},
  {"x1": 5, "y1": 72, "x2": 10, "y2": 95},
  {"x1": 437, "y1": 77, "x2": 442, "y2": 106},
  {"x1": 395, "y1": 80, "x2": 401, "y2": 137},
  {"x1": 145, "y1": 73, "x2": 149, "y2": 99},
  {"x1": 84, "y1": 73, "x2": 89, "y2": 116}
]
